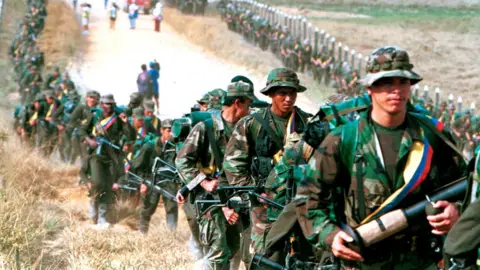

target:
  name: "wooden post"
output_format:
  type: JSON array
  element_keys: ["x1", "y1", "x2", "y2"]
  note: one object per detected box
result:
[
  {"x1": 337, "y1": 43, "x2": 343, "y2": 63},
  {"x1": 303, "y1": 18, "x2": 307, "y2": 41},
  {"x1": 357, "y1": 54, "x2": 363, "y2": 75},
  {"x1": 350, "y1": 49, "x2": 355, "y2": 68},
  {"x1": 344, "y1": 46, "x2": 349, "y2": 62},
  {"x1": 413, "y1": 84, "x2": 419, "y2": 97},
  {"x1": 448, "y1": 93, "x2": 454, "y2": 105},
  {"x1": 458, "y1": 96, "x2": 463, "y2": 112},
  {"x1": 330, "y1": 37, "x2": 336, "y2": 56},
  {"x1": 470, "y1": 102, "x2": 476, "y2": 116},
  {"x1": 314, "y1": 28, "x2": 319, "y2": 55},
  {"x1": 320, "y1": 30, "x2": 326, "y2": 46},
  {"x1": 308, "y1": 23, "x2": 312, "y2": 41},
  {"x1": 324, "y1": 33, "x2": 330, "y2": 49},
  {"x1": 423, "y1": 85, "x2": 429, "y2": 99},
  {"x1": 435, "y1": 88, "x2": 440, "y2": 107}
]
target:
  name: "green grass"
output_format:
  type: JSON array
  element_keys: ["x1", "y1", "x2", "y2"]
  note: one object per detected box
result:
[{"x1": 261, "y1": 1, "x2": 480, "y2": 33}]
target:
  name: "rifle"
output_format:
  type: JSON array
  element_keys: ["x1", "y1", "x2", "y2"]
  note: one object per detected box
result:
[
  {"x1": 194, "y1": 186, "x2": 284, "y2": 219},
  {"x1": 250, "y1": 253, "x2": 339, "y2": 270},
  {"x1": 95, "y1": 136, "x2": 121, "y2": 155},
  {"x1": 343, "y1": 177, "x2": 468, "y2": 254},
  {"x1": 125, "y1": 171, "x2": 178, "y2": 203}
]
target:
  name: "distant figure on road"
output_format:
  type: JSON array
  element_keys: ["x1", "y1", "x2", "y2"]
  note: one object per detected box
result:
[
  {"x1": 80, "y1": 2, "x2": 92, "y2": 34},
  {"x1": 73, "y1": 0, "x2": 78, "y2": 10},
  {"x1": 137, "y1": 64, "x2": 153, "y2": 101},
  {"x1": 148, "y1": 62, "x2": 160, "y2": 113},
  {"x1": 152, "y1": 2, "x2": 163, "y2": 32},
  {"x1": 109, "y1": 2, "x2": 119, "y2": 29},
  {"x1": 128, "y1": 2, "x2": 139, "y2": 30}
]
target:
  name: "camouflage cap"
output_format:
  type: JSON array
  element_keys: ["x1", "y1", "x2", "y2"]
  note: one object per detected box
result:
[
  {"x1": 143, "y1": 100, "x2": 155, "y2": 112},
  {"x1": 86, "y1": 90, "x2": 100, "y2": 98},
  {"x1": 197, "y1": 93, "x2": 210, "y2": 105},
  {"x1": 130, "y1": 92, "x2": 142, "y2": 102},
  {"x1": 44, "y1": 90, "x2": 55, "y2": 98},
  {"x1": 260, "y1": 68, "x2": 306, "y2": 95},
  {"x1": 100, "y1": 94, "x2": 115, "y2": 104},
  {"x1": 359, "y1": 46, "x2": 423, "y2": 87},
  {"x1": 34, "y1": 93, "x2": 45, "y2": 101},
  {"x1": 161, "y1": 119, "x2": 173, "y2": 128},
  {"x1": 132, "y1": 107, "x2": 145, "y2": 120},
  {"x1": 225, "y1": 81, "x2": 258, "y2": 102},
  {"x1": 231, "y1": 75, "x2": 254, "y2": 92},
  {"x1": 208, "y1": 88, "x2": 227, "y2": 110}
]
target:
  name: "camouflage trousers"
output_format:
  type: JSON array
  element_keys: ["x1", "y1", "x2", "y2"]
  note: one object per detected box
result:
[
  {"x1": 249, "y1": 206, "x2": 272, "y2": 254},
  {"x1": 139, "y1": 181, "x2": 179, "y2": 233},
  {"x1": 199, "y1": 208, "x2": 248, "y2": 269}
]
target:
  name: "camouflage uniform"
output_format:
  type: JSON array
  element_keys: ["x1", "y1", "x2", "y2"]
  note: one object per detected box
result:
[
  {"x1": 52, "y1": 91, "x2": 81, "y2": 163},
  {"x1": 80, "y1": 94, "x2": 136, "y2": 226},
  {"x1": 176, "y1": 82, "x2": 257, "y2": 269},
  {"x1": 224, "y1": 68, "x2": 312, "y2": 255},
  {"x1": 295, "y1": 47, "x2": 467, "y2": 269}
]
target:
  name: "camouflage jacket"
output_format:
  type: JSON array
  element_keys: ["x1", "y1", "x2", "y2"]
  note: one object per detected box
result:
[
  {"x1": 296, "y1": 110, "x2": 467, "y2": 257},
  {"x1": 224, "y1": 106, "x2": 312, "y2": 187},
  {"x1": 175, "y1": 111, "x2": 235, "y2": 190},
  {"x1": 265, "y1": 139, "x2": 314, "y2": 222}
]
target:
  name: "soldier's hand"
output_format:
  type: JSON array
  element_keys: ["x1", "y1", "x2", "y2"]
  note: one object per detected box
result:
[
  {"x1": 427, "y1": 200, "x2": 460, "y2": 235},
  {"x1": 332, "y1": 231, "x2": 364, "y2": 262},
  {"x1": 140, "y1": 184, "x2": 147, "y2": 195},
  {"x1": 200, "y1": 179, "x2": 219, "y2": 193},
  {"x1": 176, "y1": 191, "x2": 186, "y2": 204},
  {"x1": 119, "y1": 112, "x2": 128, "y2": 123},
  {"x1": 222, "y1": 207, "x2": 239, "y2": 225},
  {"x1": 85, "y1": 137, "x2": 97, "y2": 149},
  {"x1": 25, "y1": 88, "x2": 30, "y2": 92},
  {"x1": 112, "y1": 183, "x2": 119, "y2": 192},
  {"x1": 123, "y1": 144, "x2": 133, "y2": 153},
  {"x1": 57, "y1": 124, "x2": 65, "y2": 132}
]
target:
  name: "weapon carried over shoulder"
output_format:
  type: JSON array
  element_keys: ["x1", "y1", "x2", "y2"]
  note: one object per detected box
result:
[
  {"x1": 343, "y1": 177, "x2": 468, "y2": 253},
  {"x1": 194, "y1": 185, "x2": 284, "y2": 219}
]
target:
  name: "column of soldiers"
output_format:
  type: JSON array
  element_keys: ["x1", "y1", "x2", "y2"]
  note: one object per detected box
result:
[{"x1": 218, "y1": 1, "x2": 364, "y2": 98}]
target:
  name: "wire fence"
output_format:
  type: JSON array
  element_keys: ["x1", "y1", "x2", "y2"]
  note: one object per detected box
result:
[{"x1": 233, "y1": 0, "x2": 476, "y2": 114}]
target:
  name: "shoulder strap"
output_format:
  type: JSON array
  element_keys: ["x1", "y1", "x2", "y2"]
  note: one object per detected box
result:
[
  {"x1": 339, "y1": 120, "x2": 366, "y2": 221},
  {"x1": 252, "y1": 113, "x2": 284, "y2": 149},
  {"x1": 204, "y1": 118, "x2": 223, "y2": 171},
  {"x1": 339, "y1": 120, "x2": 359, "y2": 174}
]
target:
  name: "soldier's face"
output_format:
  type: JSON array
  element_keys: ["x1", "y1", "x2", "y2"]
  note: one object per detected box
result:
[
  {"x1": 199, "y1": 103, "x2": 208, "y2": 112},
  {"x1": 34, "y1": 101, "x2": 40, "y2": 110},
  {"x1": 46, "y1": 97, "x2": 54, "y2": 104},
  {"x1": 86, "y1": 96, "x2": 97, "y2": 108},
  {"x1": 133, "y1": 118, "x2": 144, "y2": 129},
  {"x1": 234, "y1": 98, "x2": 251, "y2": 119},
  {"x1": 101, "y1": 103, "x2": 113, "y2": 114},
  {"x1": 144, "y1": 110, "x2": 153, "y2": 116},
  {"x1": 367, "y1": 77, "x2": 410, "y2": 116},
  {"x1": 270, "y1": 87, "x2": 297, "y2": 114}
]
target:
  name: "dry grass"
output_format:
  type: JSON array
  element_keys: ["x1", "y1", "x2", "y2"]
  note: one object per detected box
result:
[
  {"x1": 163, "y1": 7, "x2": 334, "y2": 102},
  {"x1": 0, "y1": 2, "x2": 194, "y2": 269},
  {"x1": 37, "y1": 0, "x2": 83, "y2": 70},
  {"x1": 0, "y1": 0, "x2": 26, "y2": 95}
]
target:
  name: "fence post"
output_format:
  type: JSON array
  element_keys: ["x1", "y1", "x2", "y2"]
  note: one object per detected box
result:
[
  {"x1": 314, "y1": 28, "x2": 319, "y2": 55},
  {"x1": 448, "y1": 93, "x2": 454, "y2": 105},
  {"x1": 344, "y1": 46, "x2": 349, "y2": 62},
  {"x1": 303, "y1": 18, "x2": 307, "y2": 41},
  {"x1": 413, "y1": 84, "x2": 420, "y2": 97},
  {"x1": 458, "y1": 97, "x2": 463, "y2": 112},
  {"x1": 357, "y1": 54, "x2": 363, "y2": 75},
  {"x1": 423, "y1": 85, "x2": 429, "y2": 99},
  {"x1": 330, "y1": 37, "x2": 336, "y2": 56},
  {"x1": 307, "y1": 23, "x2": 312, "y2": 42},
  {"x1": 435, "y1": 87, "x2": 440, "y2": 107},
  {"x1": 337, "y1": 43, "x2": 343, "y2": 63},
  {"x1": 350, "y1": 50, "x2": 356, "y2": 68},
  {"x1": 320, "y1": 30, "x2": 326, "y2": 46},
  {"x1": 471, "y1": 102, "x2": 476, "y2": 115}
]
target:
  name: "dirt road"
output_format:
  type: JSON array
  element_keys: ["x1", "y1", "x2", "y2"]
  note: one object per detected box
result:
[{"x1": 71, "y1": 4, "x2": 317, "y2": 118}]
